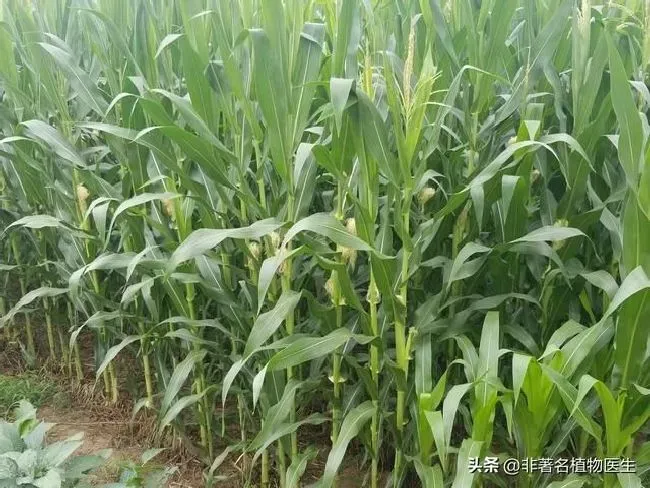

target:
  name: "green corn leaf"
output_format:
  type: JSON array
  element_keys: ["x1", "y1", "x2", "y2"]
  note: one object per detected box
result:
[
  {"x1": 332, "y1": 0, "x2": 361, "y2": 78},
  {"x1": 546, "y1": 476, "x2": 588, "y2": 488},
  {"x1": 286, "y1": 447, "x2": 319, "y2": 488},
  {"x1": 330, "y1": 78, "x2": 354, "y2": 132},
  {"x1": 617, "y1": 472, "x2": 644, "y2": 487},
  {"x1": 454, "y1": 336, "x2": 479, "y2": 381},
  {"x1": 572, "y1": 375, "x2": 624, "y2": 456},
  {"x1": 476, "y1": 312, "x2": 500, "y2": 408},
  {"x1": 559, "y1": 318, "x2": 614, "y2": 378},
  {"x1": 451, "y1": 439, "x2": 483, "y2": 488},
  {"x1": 20, "y1": 120, "x2": 85, "y2": 167},
  {"x1": 152, "y1": 126, "x2": 235, "y2": 189},
  {"x1": 512, "y1": 226, "x2": 585, "y2": 244},
  {"x1": 121, "y1": 277, "x2": 156, "y2": 307},
  {"x1": 512, "y1": 353, "x2": 532, "y2": 405},
  {"x1": 425, "y1": 410, "x2": 447, "y2": 470},
  {"x1": 415, "y1": 333, "x2": 433, "y2": 394},
  {"x1": 267, "y1": 328, "x2": 374, "y2": 372},
  {"x1": 494, "y1": 0, "x2": 573, "y2": 125},
  {"x1": 615, "y1": 290, "x2": 650, "y2": 387},
  {"x1": 38, "y1": 42, "x2": 108, "y2": 116},
  {"x1": 164, "y1": 329, "x2": 216, "y2": 348},
  {"x1": 160, "y1": 350, "x2": 207, "y2": 416},
  {"x1": 294, "y1": 143, "x2": 319, "y2": 219},
  {"x1": 158, "y1": 391, "x2": 213, "y2": 432},
  {"x1": 420, "y1": 0, "x2": 458, "y2": 68},
  {"x1": 244, "y1": 290, "x2": 302, "y2": 357},
  {"x1": 158, "y1": 316, "x2": 233, "y2": 338},
  {"x1": 317, "y1": 401, "x2": 373, "y2": 488},
  {"x1": 96, "y1": 336, "x2": 141, "y2": 378},
  {"x1": 222, "y1": 358, "x2": 245, "y2": 407},
  {"x1": 446, "y1": 242, "x2": 491, "y2": 291},
  {"x1": 541, "y1": 320, "x2": 586, "y2": 360},
  {"x1": 0, "y1": 287, "x2": 69, "y2": 326},
  {"x1": 169, "y1": 218, "x2": 283, "y2": 271},
  {"x1": 622, "y1": 195, "x2": 650, "y2": 275},
  {"x1": 355, "y1": 90, "x2": 400, "y2": 185},
  {"x1": 250, "y1": 28, "x2": 290, "y2": 182},
  {"x1": 248, "y1": 379, "x2": 303, "y2": 451},
  {"x1": 0, "y1": 24, "x2": 18, "y2": 88},
  {"x1": 291, "y1": 23, "x2": 325, "y2": 146},
  {"x1": 155, "y1": 33, "x2": 183, "y2": 59},
  {"x1": 257, "y1": 247, "x2": 305, "y2": 313},
  {"x1": 283, "y1": 213, "x2": 373, "y2": 252},
  {"x1": 443, "y1": 384, "x2": 473, "y2": 450},
  {"x1": 603, "y1": 266, "x2": 650, "y2": 322},
  {"x1": 68, "y1": 311, "x2": 122, "y2": 350},
  {"x1": 412, "y1": 458, "x2": 444, "y2": 488},
  {"x1": 580, "y1": 270, "x2": 619, "y2": 299},
  {"x1": 418, "y1": 369, "x2": 449, "y2": 459},
  {"x1": 5, "y1": 215, "x2": 78, "y2": 232},
  {"x1": 251, "y1": 414, "x2": 327, "y2": 466},
  {"x1": 606, "y1": 33, "x2": 644, "y2": 191},
  {"x1": 180, "y1": 38, "x2": 217, "y2": 131},
  {"x1": 435, "y1": 140, "x2": 554, "y2": 220},
  {"x1": 540, "y1": 365, "x2": 603, "y2": 450},
  {"x1": 69, "y1": 252, "x2": 137, "y2": 290},
  {"x1": 151, "y1": 89, "x2": 230, "y2": 155}
]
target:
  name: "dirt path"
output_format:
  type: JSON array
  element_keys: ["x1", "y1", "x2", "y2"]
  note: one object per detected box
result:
[
  {"x1": 1, "y1": 340, "x2": 371, "y2": 487},
  {"x1": 39, "y1": 401, "x2": 205, "y2": 487},
  {"x1": 18, "y1": 395, "x2": 373, "y2": 488}
]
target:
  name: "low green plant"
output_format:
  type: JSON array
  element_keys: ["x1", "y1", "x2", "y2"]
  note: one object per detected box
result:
[
  {"x1": 103, "y1": 449, "x2": 177, "y2": 488},
  {"x1": 0, "y1": 374, "x2": 57, "y2": 415},
  {"x1": 0, "y1": 400, "x2": 110, "y2": 487}
]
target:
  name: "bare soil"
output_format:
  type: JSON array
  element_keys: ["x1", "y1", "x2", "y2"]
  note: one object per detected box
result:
[
  {"x1": 38, "y1": 389, "x2": 205, "y2": 487},
  {"x1": 2, "y1": 328, "x2": 376, "y2": 487},
  {"x1": 35, "y1": 385, "x2": 375, "y2": 487}
]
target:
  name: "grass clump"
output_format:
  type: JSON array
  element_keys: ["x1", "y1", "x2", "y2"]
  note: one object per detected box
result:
[{"x1": 0, "y1": 373, "x2": 58, "y2": 415}]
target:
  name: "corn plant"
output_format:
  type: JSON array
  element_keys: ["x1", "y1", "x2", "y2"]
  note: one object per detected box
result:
[{"x1": 2, "y1": 0, "x2": 650, "y2": 487}]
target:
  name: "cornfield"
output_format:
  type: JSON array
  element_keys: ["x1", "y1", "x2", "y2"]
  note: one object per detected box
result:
[{"x1": 1, "y1": 0, "x2": 649, "y2": 486}]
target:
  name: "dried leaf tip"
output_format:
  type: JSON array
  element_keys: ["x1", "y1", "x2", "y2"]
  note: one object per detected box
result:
[
  {"x1": 403, "y1": 20, "x2": 416, "y2": 109},
  {"x1": 531, "y1": 169, "x2": 541, "y2": 184},
  {"x1": 645, "y1": 0, "x2": 650, "y2": 70},
  {"x1": 552, "y1": 219, "x2": 570, "y2": 250},
  {"x1": 325, "y1": 275, "x2": 334, "y2": 298},
  {"x1": 418, "y1": 187, "x2": 436, "y2": 206},
  {"x1": 76, "y1": 184, "x2": 90, "y2": 204},
  {"x1": 248, "y1": 242, "x2": 262, "y2": 261},
  {"x1": 162, "y1": 199, "x2": 175, "y2": 217},
  {"x1": 345, "y1": 217, "x2": 357, "y2": 236},
  {"x1": 325, "y1": 274, "x2": 346, "y2": 306},
  {"x1": 270, "y1": 231, "x2": 282, "y2": 255},
  {"x1": 340, "y1": 218, "x2": 358, "y2": 267},
  {"x1": 554, "y1": 218, "x2": 569, "y2": 228}
]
